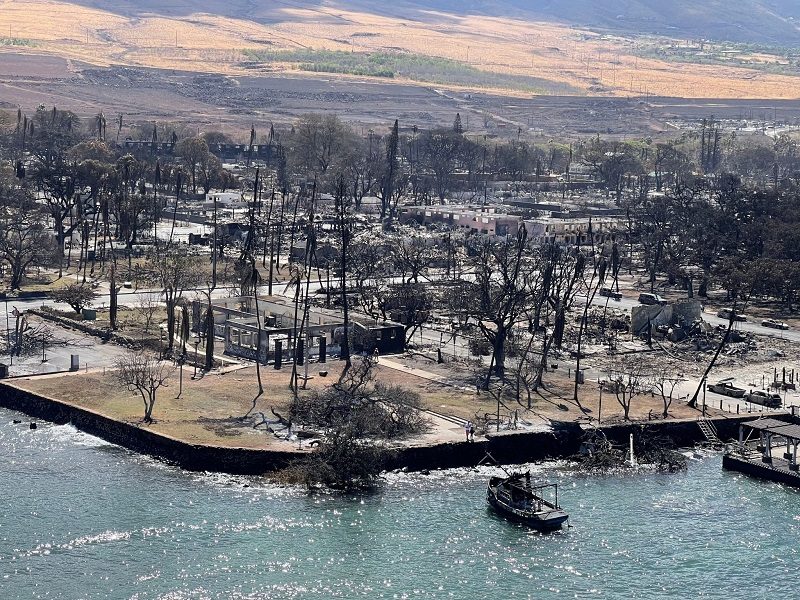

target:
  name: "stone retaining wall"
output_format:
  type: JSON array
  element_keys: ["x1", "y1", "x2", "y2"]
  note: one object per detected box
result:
[
  {"x1": 30, "y1": 308, "x2": 142, "y2": 349},
  {"x1": 0, "y1": 382, "x2": 758, "y2": 475}
]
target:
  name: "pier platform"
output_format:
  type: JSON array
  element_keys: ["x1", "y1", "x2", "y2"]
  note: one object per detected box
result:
[{"x1": 723, "y1": 417, "x2": 800, "y2": 488}]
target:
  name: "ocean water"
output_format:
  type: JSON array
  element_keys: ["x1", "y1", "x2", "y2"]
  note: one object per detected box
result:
[{"x1": 0, "y1": 407, "x2": 798, "y2": 599}]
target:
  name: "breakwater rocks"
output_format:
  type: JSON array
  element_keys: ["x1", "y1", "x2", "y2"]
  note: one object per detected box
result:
[{"x1": 0, "y1": 383, "x2": 757, "y2": 475}]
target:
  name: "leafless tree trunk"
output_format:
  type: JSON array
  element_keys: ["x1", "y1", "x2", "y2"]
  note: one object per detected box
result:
[{"x1": 114, "y1": 351, "x2": 175, "y2": 423}]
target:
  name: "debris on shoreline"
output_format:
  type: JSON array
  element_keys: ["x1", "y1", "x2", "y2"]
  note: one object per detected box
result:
[{"x1": 572, "y1": 430, "x2": 688, "y2": 472}]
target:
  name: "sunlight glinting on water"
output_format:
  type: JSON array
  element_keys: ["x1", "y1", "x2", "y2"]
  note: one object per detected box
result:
[{"x1": 1, "y1": 409, "x2": 798, "y2": 599}]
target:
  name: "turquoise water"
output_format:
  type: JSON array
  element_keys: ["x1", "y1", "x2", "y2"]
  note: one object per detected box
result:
[{"x1": 1, "y1": 408, "x2": 798, "y2": 600}]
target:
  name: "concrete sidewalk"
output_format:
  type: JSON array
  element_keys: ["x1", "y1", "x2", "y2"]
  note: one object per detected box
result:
[{"x1": 379, "y1": 357, "x2": 474, "y2": 392}]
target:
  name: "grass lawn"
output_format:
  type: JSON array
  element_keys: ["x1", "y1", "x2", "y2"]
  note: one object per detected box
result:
[{"x1": 11, "y1": 356, "x2": 721, "y2": 451}]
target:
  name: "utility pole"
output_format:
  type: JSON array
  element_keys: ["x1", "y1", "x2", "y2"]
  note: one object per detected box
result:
[
  {"x1": 496, "y1": 386, "x2": 501, "y2": 433},
  {"x1": 211, "y1": 195, "x2": 218, "y2": 290},
  {"x1": 176, "y1": 356, "x2": 184, "y2": 398},
  {"x1": 598, "y1": 382, "x2": 603, "y2": 425}
]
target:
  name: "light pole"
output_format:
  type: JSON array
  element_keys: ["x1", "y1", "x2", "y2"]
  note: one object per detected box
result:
[
  {"x1": 598, "y1": 381, "x2": 604, "y2": 425},
  {"x1": 5, "y1": 296, "x2": 11, "y2": 366},
  {"x1": 176, "y1": 355, "x2": 184, "y2": 398},
  {"x1": 702, "y1": 377, "x2": 707, "y2": 416}
]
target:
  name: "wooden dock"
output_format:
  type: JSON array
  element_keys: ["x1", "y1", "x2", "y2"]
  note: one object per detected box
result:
[{"x1": 723, "y1": 417, "x2": 800, "y2": 488}]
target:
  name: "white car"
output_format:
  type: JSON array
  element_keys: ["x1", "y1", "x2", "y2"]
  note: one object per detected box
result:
[
  {"x1": 718, "y1": 308, "x2": 746, "y2": 322},
  {"x1": 761, "y1": 318, "x2": 790, "y2": 330}
]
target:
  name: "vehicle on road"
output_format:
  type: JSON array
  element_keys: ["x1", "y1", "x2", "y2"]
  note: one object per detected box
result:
[
  {"x1": 707, "y1": 381, "x2": 746, "y2": 398},
  {"x1": 744, "y1": 391, "x2": 782, "y2": 408},
  {"x1": 761, "y1": 318, "x2": 790, "y2": 330},
  {"x1": 600, "y1": 287, "x2": 622, "y2": 301},
  {"x1": 638, "y1": 292, "x2": 667, "y2": 306},
  {"x1": 717, "y1": 308, "x2": 747, "y2": 322}
]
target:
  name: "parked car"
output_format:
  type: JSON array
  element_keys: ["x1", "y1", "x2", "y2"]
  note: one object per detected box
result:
[
  {"x1": 600, "y1": 287, "x2": 622, "y2": 301},
  {"x1": 761, "y1": 318, "x2": 790, "y2": 330},
  {"x1": 706, "y1": 381, "x2": 746, "y2": 398},
  {"x1": 717, "y1": 308, "x2": 746, "y2": 322},
  {"x1": 744, "y1": 390, "x2": 782, "y2": 408},
  {"x1": 638, "y1": 292, "x2": 667, "y2": 306}
]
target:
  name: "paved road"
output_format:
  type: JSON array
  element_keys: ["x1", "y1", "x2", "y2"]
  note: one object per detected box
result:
[
  {"x1": 5, "y1": 271, "x2": 797, "y2": 404},
  {"x1": 579, "y1": 293, "x2": 800, "y2": 343}
]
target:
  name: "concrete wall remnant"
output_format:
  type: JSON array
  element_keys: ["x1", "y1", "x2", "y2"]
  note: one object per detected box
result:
[{"x1": 631, "y1": 299, "x2": 702, "y2": 335}]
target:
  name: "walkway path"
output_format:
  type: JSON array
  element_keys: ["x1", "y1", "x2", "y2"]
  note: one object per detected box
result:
[{"x1": 379, "y1": 357, "x2": 474, "y2": 392}]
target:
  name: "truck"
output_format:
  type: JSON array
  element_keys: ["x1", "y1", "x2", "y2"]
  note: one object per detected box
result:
[
  {"x1": 744, "y1": 391, "x2": 782, "y2": 408},
  {"x1": 600, "y1": 287, "x2": 622, "y2": 301},
  {"x1": 638, "y1": 292, "x2": 667, "y2": 306},
  {"x1": 706, "y1": 381, "x2": 746, "y2": 398}
]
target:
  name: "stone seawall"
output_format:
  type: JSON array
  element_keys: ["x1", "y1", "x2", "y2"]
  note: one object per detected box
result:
[
  {"x1": 0, "y1": 383, "x2": 300, "y2": 474},
  {"x1": 0, "y1": 383, "x2": 757, "y2": 475},
  {"x1": 384, "y1": 416, "x2": 754, "y2": 471}
]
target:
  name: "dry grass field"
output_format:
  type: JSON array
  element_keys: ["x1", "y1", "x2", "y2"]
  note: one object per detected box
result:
[
  {"x1": 11, "y1": 359, "x2": 719, "y2": 450},
  {"x1": 2, "y1": 0, "x2": 800, "y2": 99}
]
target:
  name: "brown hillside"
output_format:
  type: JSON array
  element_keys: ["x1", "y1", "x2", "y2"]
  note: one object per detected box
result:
[{"x1": 1, "y1": 0, "x2": 800, "y2": 99}]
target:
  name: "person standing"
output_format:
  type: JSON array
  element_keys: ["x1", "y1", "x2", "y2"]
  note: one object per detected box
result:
[{"x1": 465, "y1": 420, "x2": 472, "y2": 442}]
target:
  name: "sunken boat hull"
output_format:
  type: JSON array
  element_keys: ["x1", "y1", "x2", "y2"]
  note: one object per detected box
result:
[{"x1": 486, "y1": 475, "x2": 569, "y2": 531}]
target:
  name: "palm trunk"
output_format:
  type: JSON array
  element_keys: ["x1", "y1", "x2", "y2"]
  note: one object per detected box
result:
[{"x1": 688, "y1": 314, "x2": 735, "y2": 408}]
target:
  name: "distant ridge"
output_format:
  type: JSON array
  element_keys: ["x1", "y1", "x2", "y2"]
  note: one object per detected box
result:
[
  {"x1": 6, "y1": 0, "x2": 800, "y2": 100},
  {"x1": 67, "y1": 0, "x2": 800, "y2": 45}
]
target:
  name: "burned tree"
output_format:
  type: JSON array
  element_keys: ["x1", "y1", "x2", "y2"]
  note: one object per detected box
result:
[
  {"x1": 651, "y1": 371, "x2": 684, "y2": 418},
  {"x1": 285, "y1": 429, "x2": 389, "y2": 491},
  {"x1": 419, "y1": 128, "x2": 461, "y2": 202},
  {"x1": 573, "y1": 220, "x2": 608, "y2": 406},
  {"x1": 51, "y1": 284, "x2": 97, "y2": 315},
  {"x1": 333, "y1": 176, "x2": 354, "y2": 372},
  {"x1": 0, "y1": 213, "x2": 55, "y2": 290},
  {"x1": 149, "y1": 248, "x2": 202, "y2": 354},
  {"x1": 604, "y1": 356, "x2": 649, "y2": 421},
  {"x1": 134, "y1": 292, "x2": 161, "y2": 334},
  {"x1": 469, "y1": 227, "x2": 536, "y2": 387},
  {"x1": 290, "y1": 355, "x2": 428, "y2": 439},
  {"x1": 114, "y1": 350, "x2": 175, "y2": 423}
]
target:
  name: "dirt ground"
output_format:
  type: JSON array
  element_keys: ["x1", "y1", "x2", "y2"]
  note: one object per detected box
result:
[
  {"x1": 11, "y1": 351, "x2": 725, "y2": 453},
  {"x1": 384, "y1": 352, "x2": 721, "y2": 424},
  {"x1": 4, "y1": 0, "x2": 800, "y2": 101},
  {"x1": 5, "y1": 49, "x2": 800, "y2": 140}
]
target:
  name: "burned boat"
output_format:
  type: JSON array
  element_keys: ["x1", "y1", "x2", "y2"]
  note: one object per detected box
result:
[{"x1": 486, "y1": 471, "x2": 569, "y2": 531}]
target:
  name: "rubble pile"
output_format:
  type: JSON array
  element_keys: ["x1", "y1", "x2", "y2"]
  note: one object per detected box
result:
[{"x1": 572, "y1": 430, "x2": 687, "y2": 472}]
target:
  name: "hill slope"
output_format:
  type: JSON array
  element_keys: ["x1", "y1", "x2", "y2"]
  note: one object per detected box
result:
[
  {"x1": 4, "y1": 0, "x2": 800, "y2": 100},
  {"x1": 64, "y1": 0, "x2": 800, "y2": 44}
]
